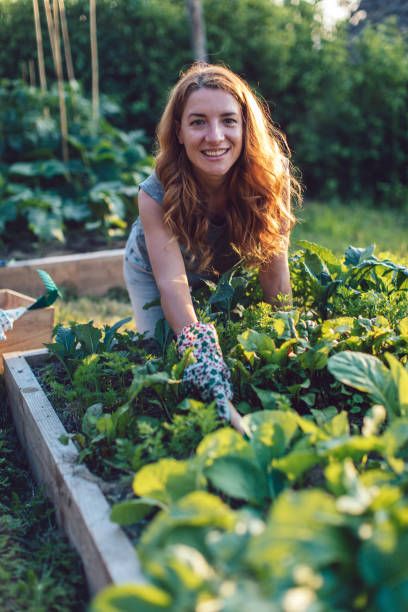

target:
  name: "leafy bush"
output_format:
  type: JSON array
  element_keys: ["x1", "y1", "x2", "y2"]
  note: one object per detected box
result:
[{"x1": 0, "y1": 79, "x2": 152, "y2": 251}]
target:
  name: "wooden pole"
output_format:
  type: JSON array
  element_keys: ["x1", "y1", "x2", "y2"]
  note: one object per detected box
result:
[
  {"x1": 43, "y1": 0, "x2": 58, "y2": 71},
  {"x1": 44, "y1": 0, "x2": 69, "y2": 162},
  {"x1": 58, "y1": 0, "x2": 75, "y2": 82},
  {"x1": 32, "y1": 0, "x2": 47, "y2": 91},
  {"x1": 186, "y1": 0, "x2": 208, "y2": 62},
  {"x1": 89, "y1": 0, "x2": 99, "y2": 127}
]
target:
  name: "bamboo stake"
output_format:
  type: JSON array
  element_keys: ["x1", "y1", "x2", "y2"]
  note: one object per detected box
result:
[
  {"x1": 45, "y1": 0, "x2": 69, "y2": 162},
  {"x1": 43, "y1": 0, "x2": 58, "y2": 72},
  {"x1": 89, "y1": 0, "x2": 99, "y2": 128},
  {"x1": 58, "y1": 0, "x2": 75, "y2": 82},
  {"x1": 33, "y1": 0, "x2": 47, "y2": 91}
]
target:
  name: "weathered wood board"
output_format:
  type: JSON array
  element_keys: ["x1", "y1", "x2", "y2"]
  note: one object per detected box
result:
[
  {"x1": 0, "y1": 290, "x2": 54, "y2": 373},
  {"x1": 3, "y1": 349, "x2": 145, "y2": 595},
  {"x1": 0, "y1": 249, "x2": 126, "y2": 297}
]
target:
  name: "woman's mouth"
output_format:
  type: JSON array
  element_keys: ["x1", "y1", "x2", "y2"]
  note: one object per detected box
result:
[{"x1": 201, "y1": 148, "x2": 230, "y2": 158}]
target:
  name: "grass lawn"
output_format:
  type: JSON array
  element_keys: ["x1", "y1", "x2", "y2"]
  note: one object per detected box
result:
[
  {"x1": 292, "y1": 200, "x2": 408, "y2": 262},
  {"x1": 54, "y1": 200, "x2": 408, "y2": 328}
]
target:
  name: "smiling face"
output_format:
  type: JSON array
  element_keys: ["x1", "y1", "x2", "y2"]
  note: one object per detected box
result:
[{"x1": 177, "y1": 87, "x2": 243, "y2": 188}]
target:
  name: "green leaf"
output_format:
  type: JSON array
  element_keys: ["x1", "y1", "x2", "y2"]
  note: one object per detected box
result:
[
  {"x1": 75, "y1": 322, "x2": 102, "y2": 354},
  {"x1": 205, "y1": 456, "x2": 268, "y2": 505},
  {"x1": 133, "y1": 458, "x2": 203, "y2": 505},
  {"x1": 110, "y1": 498, "x2": 160, "y2": 525},
  {"x1": 237, "y1": 329, "x2": 275, "y2": 362},
  {"x1": 139, "y1": 491, "x2": 237, "y2": 557},
  {"x1": 385, "y1": 353, "x2": 408, "y2": 417},
  {"x1": 297, "y1": 240, "x2": 342, "y2": 269},
  {"x1": 196, "y1": 428, "x2": 253, "y2": 467},
  {"x1": 27, "y1": 269, "x2": 61, "y2": 310},
  {"x1": 328, "y1": 351, "x2": 397, "y2": 416},
  {"x1": 102, "y1": 316, "x2": 132, "y2": 351},
  {"x1": 91, "y1": 583, "x2": 172, "y2": 611},
  {"x1": 271, "y1": 444, "x2": 321, "y2": 481},
  {"x1": 344, "y1": 244, "x2": 375, "y2": 266},
  {"x1": 248, "y1": 489, "x2": 349, "y2": 571},
  {"x1": 398, "y1": 317, "x2": 408, "y2": 336}
]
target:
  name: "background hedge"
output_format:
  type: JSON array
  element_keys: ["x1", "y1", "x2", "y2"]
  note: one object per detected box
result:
[{"x1": 0, "y1": 0, "x2": 407, "y2": 207}]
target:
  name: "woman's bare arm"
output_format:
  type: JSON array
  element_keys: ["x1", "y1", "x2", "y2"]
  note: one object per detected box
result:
[
  {"x1": 259, "y1": 248, "x2": 292, "y2": 308},
  {"x1": 138, "y1": 189, "x2": 197, "y2": 334}
]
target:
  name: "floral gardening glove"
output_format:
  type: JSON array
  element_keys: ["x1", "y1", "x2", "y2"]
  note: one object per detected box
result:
[{"x1": 176, "y1": 322, "x2": 233, "y2": 421}]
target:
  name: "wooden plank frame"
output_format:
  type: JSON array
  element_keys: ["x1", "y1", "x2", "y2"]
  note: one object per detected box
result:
[
  {"x1": 3, "y1": 348, "x2": 145, "y2": 595},
  {"x1": 0, "y1": 249, "x2": 126, "y2": 297},
  {"x1": 0, "y1": 290, "x2": 54, "y2": 373}
]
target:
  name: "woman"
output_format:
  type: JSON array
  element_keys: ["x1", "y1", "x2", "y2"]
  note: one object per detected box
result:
[{"x1": 124, "y1": 63, "x2": 300, "y2": 433}]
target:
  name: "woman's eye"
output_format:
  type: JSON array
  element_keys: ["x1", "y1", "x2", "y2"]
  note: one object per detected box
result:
[
  {"x1": 191, "y1": 119, "x2": 205, "y2": 126},
  {"x1": 224, "y1": 118, "x2": 237, "y2": 125}
]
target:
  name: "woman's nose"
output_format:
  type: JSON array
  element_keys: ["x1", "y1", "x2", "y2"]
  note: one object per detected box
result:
[{"x1": 205, "y1": 121, "x2": 223, "y2": 142}]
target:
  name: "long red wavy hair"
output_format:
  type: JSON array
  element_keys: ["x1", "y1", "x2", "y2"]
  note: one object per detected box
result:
[{"x1": 155, "y1": 62, "x2": 301, "y2": 273}]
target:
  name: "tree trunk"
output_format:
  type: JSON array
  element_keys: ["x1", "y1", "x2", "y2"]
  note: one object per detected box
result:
[{"x1": 186, "y1": 0, "x2": 208, "y2": 62}]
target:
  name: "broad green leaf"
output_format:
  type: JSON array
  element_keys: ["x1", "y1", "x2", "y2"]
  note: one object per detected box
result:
[
  {"x1": 385, "y1": 353, "x2": 408, "y2": 417},
  {"x1": 344, "y1": 244, "x2": 375, "y2": 266},
  {"x1": 82, "y1": 403, "x2": 104, "y2": 437},
  {"x1": 237, "y1": 329, "x2": 275, "y2": 362},
  {"x1": 248, "y1": 489, "x2": 348, "y2": 572},
  {"x1": 243, "y1": 410, "x2": 299, "y2": 447},
  {"x1": 271, "y1": 445, "x2": 321, "y2": 481},
  {"x1": 205, "y1": 456, "x2": 268, "y2": 505},
  {"x1": 110, "y1": 498, "x2": 162, "y2": 525},
  {"x1": 139, "y1": 491, "x2": 237, "y2": 557},
  {"x1": 196, "y1": 428, "x2": 253, "y2": 467},
  {"x1": 102, "y1": 316, "x2": 132, "y2": 351},
  {"x1": 317, "y1": 435, "x2": 384, "y2": 461},
  {"x1": 299, "y1": 340, "x2": 332, "y2": 370},
  {"x1": 8, "y1": 161, "x2": 37, "y2": 176},
  {"x1": 75, "y1": 322, "x2": 102, "y2": 353},
  {"x1": 26, "y1": 207, "x2": 64, "y2": 242},
  {"x1": 328, "y1": 351, "x2": 397, "y2": 416},
  {"x1": 322, "y1": 411, "x2": 349, "y2": 437},
  {"x1": 298, "y1": 240, "x2": 342, "y2": 269},
  {"x1": 128, "y1": 367, "x2": 172, "y2": 400},
  {"x1": 320, "y1": 317, "x2": 354, "y2": 339},
  {"x1": 358, "y1": 522, "x2": 408, "y2": 588},
  {"x1": 251, "y1": 386, "x2": 285, "y2": 411},
  {"x1": 382, "y1": 418, "x2": 408, "y2": 456},
  {"x1": 133, "y1": 458, "x2": 203, "y2": 504},
  {"x1": 398, "y1": 317, "x2": 408, "y2": 336},
  {"x1": 91, "y1": 583, "x2": 172, "y2": 611}
]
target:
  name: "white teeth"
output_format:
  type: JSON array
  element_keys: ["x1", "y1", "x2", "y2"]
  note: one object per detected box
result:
[{"x1": 202, "y1": 149, "x2": 228, "y2": 157}]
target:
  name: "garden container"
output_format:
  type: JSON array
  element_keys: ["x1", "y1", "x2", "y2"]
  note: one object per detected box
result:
[
  {"x1": 0, "y1": 289, "x2": 54, "y2": 372},
  {"x1": 3, "y1": 348, "x2": 144, "y2": 595}
]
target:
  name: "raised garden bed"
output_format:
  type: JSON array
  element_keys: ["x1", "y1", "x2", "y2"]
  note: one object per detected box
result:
[
  {"x1": 2, "y1": 348, "x2": 145, "y2": 596},
  {"x1": 0, "y1": 249, "x2": 126, "y2": 297},
  {"x1": 0, "y1": 289, "x2": 54, "y2": 373}
]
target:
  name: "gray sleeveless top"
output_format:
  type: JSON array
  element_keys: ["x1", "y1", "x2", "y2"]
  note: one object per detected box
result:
[{"x1": 129, "y1": 172, "x2": 240, "y2": 286}]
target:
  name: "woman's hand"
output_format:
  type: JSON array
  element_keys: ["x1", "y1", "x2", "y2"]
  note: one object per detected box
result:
[{"x1": 176, "y1": 322, "x2": 248, "y2": 436}]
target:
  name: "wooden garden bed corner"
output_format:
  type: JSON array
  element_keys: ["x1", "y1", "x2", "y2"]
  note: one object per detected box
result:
[
  {"x1": 0, "y1": 249, "x2": 126, "y2": 297},
  {"x1": 3, "y1": 348, "x2": 144, "y2": 596}
]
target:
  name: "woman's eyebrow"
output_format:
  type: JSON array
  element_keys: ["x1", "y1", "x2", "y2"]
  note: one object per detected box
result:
[{"x1": 187, "y1": 111, "x2": 239, "y2": 118}]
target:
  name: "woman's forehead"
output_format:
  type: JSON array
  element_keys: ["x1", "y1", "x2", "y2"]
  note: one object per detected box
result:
[{"x1": 182, "y1": 88, "x2": 241, "y2": 117}]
